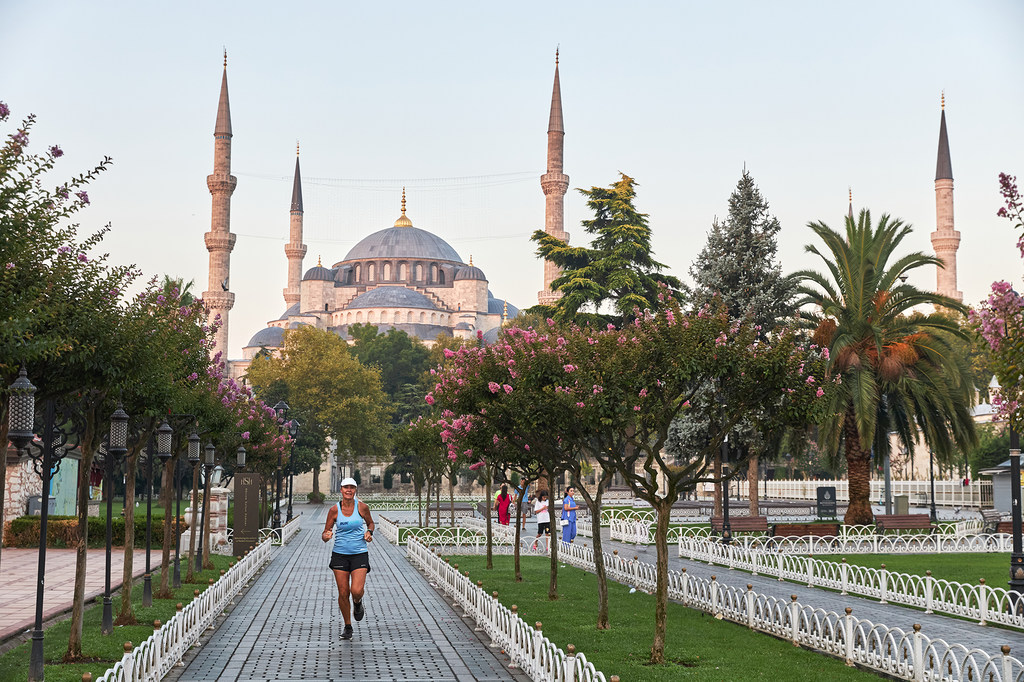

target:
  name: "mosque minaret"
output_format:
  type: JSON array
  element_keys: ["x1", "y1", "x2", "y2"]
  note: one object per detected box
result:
[
  {"x1": 538, "y1": 49, "x2": 570, "y2": 305},
  {"x1": 931, "y1": 93, "x2": 962, "y2": 302},
  {"x1": 203, "y1": 51, "x2": 238, "y2": 358},
  {"x1": 283, "y1": 143, "x2": 307, "y2": 307}
]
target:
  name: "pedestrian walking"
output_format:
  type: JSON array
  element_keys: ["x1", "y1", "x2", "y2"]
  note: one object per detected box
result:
[
  {"x1": 561, "y1": 486, "x2": 578, "y2": 543},
  {"x1": 532, "y1": 490, "x2": 550, "y2": 549},
  {"x1": 322, "y1": 477, "x2": 375, "y2": 641},
  {"x1": 494, "y1": 483, "x2": 513, "y2": 526}
]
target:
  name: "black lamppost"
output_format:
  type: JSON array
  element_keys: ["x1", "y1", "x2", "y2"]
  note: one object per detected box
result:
[
  {"x1": 273, "y1": 401, "x2": 289, "y2": 529},
  {"x1": 8, "y1": 369, "x2": 87, "y2": 682},
  {"x1": 187, "y1": 435, "x2": 201, "y2": 573},
  {"x1": 720, "y1": 436, "x2": 731, "y2": 545},
  {"x1": 928, "y1": 448, "x2": 938, "y2": 523},
  {"x1": 142, "y1": 429, "x2": 155, "y2": 607},
  {"x1": 286, "y1": 419, "x2": 299, "y2": 523},
  {"x1": 197, "y1": 442, "x2": 215, "y2": 572},
  {"x1": 171, "y1": 426, "x2": 198, "y2": 589},
  {"x1": 1009, "y1": 428, "x2": 1024, "y2": 600},
  {"x1": 102, "y1": 404, "x2": 129, "y2": 635}
]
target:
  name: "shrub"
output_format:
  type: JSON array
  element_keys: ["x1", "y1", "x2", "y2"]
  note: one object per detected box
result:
[{"x1": 3, "y1": 515, "x2": 186, "y2": 548}]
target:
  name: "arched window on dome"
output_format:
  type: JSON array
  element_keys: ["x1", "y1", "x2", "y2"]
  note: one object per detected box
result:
[
  {"x1": 419, "y1": 311, "x2": 426, "y2": 323},
  {"x1": 355, "y1": 264, "x2": 361, "y2": 282},
  {"x1": 355, "y1": 311, "x2": 363, "y2": 323},
  {"x1": 346, "y1": 312, "x2": 352, "y2": 324},
  {"x1": 368, "y1": 310, "x2": 377, "y2": 323},
  {"x1": 383, "y1": 263, "x2": 391, "y2": 281},
  {"x1": 430, "y1": 312, "x2": 437, "y2": 324},
  {"x1": 367, "y1": 263, "x2": 375, "y2": 282},
  {"x1": 438, "y1": 268, "x2": 446, "y2": 285},
  {"x1": 406, "y1": 311, "x2": 413, "y2": 323},
  {"x1": 393, "y1": 311, "x2": 401, "y2": 324},
  {"x1": 415, "y1": 264, "x2": 423, "y2": 281},
  {"x1": 398, "y1": 263, "x2": 407, "y2": 281},
  {"x1": 430, "y1": 264, "x2": 438, "y2": 283}
]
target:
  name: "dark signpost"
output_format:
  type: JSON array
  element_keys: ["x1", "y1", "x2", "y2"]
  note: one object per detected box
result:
[
  {"x1": 234, "y1": 472, "x2": 261, "y2": 555},
  {"x1": 817, "y1": 486, "x2": 838, "y2": 519}
]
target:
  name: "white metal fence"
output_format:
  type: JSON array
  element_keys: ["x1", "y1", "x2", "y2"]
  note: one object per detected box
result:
[
  {"x1": 676, "y1": 535, "x2": 1024, "y2": 629},
  {"x1": 743, "y1": 479, "x2": 992, "y2": 509},
  {"x1": 407, "y1": 538, "x2": 608, "y2": 682}
]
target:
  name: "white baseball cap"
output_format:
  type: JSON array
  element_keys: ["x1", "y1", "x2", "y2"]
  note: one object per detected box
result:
[{"x1": 340, "y1": 477, "x2": 357, "y2": 488}]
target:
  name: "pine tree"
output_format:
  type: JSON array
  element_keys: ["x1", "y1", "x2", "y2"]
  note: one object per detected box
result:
[
  {"x1": 689, "y1": 169, "x2": 794, "y2": 332},
  {"x1": 530, "y1": 173, "x2": 682, "y2": 327}
]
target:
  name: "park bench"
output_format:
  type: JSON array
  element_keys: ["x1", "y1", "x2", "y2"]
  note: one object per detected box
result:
[
  {"x1": 981, "y1": 509, "x2": 1005, "y2": 533},
  {"x1": 771, "y1": 522, "x2": 840, "y2": 538},
  {"x1": 874, "y1": 514, "x2": 935, "y2": 534},
  {"x1": 996, "y1": 521, "x2": 1016, "y2": 535},
  {"x1": 710, "y1": 516, "x2": 768, "y2": 535}
]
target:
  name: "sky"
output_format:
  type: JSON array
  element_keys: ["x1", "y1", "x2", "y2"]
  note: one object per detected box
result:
[{"x1": 2, "y1": 1, "x2": 1023, "y2": 359}]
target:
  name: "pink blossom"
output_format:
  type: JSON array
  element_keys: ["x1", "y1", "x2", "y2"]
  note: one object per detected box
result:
[
  {"x1": 469, "y1": 461, "x2": 485, "y2": 471},
  {"x1": 639, "y1": 388, "x2": 648, "y2": 398},
  {"x1": 502, "y1": 384, "x2": 513, "y2": 394},
  {"x1": 563, "y1": 364, "x2": 576, "y2": 373},
  {"x1": 815, "y1": 387, "x2": 825, "y2": 398},
  {"x1": 633, "y1": 405, "x2": 641, "y2": 411},
  {"x1": 241, "y1": 431, "x2": 250, "y2": 440},
  {"x1": 576, "y1": 402, "x2": 585, "y2": 408},
  {"x1": 425, "y1": 393, "x2": 435, "y2": 405},
  {"x1": 488, "y1": 381, "x2": 501, "y2": 393},
  {"x1": 805, "y1": 375, "x2": 815, "y2": 384}
]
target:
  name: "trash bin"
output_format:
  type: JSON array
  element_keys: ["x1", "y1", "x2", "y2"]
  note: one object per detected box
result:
[
  {"x1": 894, "y1": 495, "x2": 910, "y2": 515},
  {"x1": 28, "y1": 496, "x2": 57, "y2": 516}
]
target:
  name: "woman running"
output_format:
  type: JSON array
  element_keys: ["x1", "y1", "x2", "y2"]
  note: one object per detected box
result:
[{"x1": 322, "y1": 477, "x2": 375, "y2": 641}]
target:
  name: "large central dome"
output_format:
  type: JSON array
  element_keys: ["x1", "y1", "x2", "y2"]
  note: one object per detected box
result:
[{"x1": 342, "y1": 225, "x2": 462, "y2": 263}]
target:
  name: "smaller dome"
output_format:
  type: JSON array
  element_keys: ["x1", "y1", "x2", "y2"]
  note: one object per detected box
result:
[
  {"x1": 454, "y1": 322, "x2": 474, "y2": 331},
  {"x1": 487, "y1": 298, "x2": 520, "y2": 317},
  {"x1": 454, "y1": 265, "x2": 487, "y2": 281},
  {"x1": 303, "y1": 265, "x2": 334, "y2": 281},
  {"x1": 278, "y1": 303, "x2": 300, "y2": 320},
  {"x1": 246, "y1": 326, "x2": 285, "y2": 348}
]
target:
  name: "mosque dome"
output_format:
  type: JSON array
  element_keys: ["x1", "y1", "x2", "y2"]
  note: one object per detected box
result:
[
  {"x1": 454, "y1": 264, "x2": 486, "y2": 281},
  {"x1": 246, "y1": 326, "x2": 285, "y2": 348},
  {"x1": 345, "y1": 286, "x2": 437, "y2": 310},
  {"x1": 342, "y1": 226, "x2": 461, "y2": 263},
  {"x1": 302, "y1": 264, "x2": 334, "y2": 281},
  {"x1": 278, "y1": 303, "x2": 300, "y2": 320},
  {"x1": 487, "y1": 298, "x2": 520, "y2": 317}
]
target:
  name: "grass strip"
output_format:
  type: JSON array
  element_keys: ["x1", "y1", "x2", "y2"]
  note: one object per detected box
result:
[
  {"x1": 449, "y1": 555, "x2": 882, "y2": 681},
  {"x1": 839, "y1": 552, "x2": 1008, "y2": 588},
  {"x1": 0, "y1": 555, "x2": 233, "y2": 682}
]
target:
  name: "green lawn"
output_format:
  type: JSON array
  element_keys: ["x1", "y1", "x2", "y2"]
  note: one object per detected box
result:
[
  {"x1": 840, "y1": 553, "x2": 1009, "y2": 588},
  {"x1": 451, "y1": 555, "x2": 880, "y2": 681},
  {"x1": 98, "y1": 499, "x2": 237, "y2": 526},
  {"x1": 0, "y1": 556, "x2": 233, "y2": 682}
]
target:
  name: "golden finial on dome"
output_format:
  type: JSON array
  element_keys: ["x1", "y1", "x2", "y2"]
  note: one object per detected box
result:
[
  {"x1": 394, "y1": 188, "x2": 413, "y2": 227},
  {"x1": 502, "y1": 300, "x2": 508, "y2": 321},
  {"x1": 317, "y1": 255, "x2": 322, "y2": 267},
  {"x1": 469, "y1": 255, "x2": 474, "y2": 266}
]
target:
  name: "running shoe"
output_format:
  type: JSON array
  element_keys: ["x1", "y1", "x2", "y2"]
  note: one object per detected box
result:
[
  {"x1": 340, "y1": 624, "x2": 353, "y2": 640},
  {"x1": 353, "y1": 599, "x2": 365, "y2": 622}
]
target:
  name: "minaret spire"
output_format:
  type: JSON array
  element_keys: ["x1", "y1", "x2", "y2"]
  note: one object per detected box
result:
[
  {"x1": 204, "y1": 52, "x2": 238, "y2": 360},
  {"x1": 283, "y1": 141, "x2": 307, "y2": 307},
  {"x1": 538, "y1": 49, "x2": 570, "y2": 305},
  {"x1": 848, "y1": 187, "x2": 853, "y2": 220},
  {"x1": 930, "y1": 93, "x2": 961, "y2": 302}
]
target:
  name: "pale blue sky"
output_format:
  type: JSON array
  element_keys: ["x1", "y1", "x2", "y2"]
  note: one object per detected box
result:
[{"x1": 2, "y1": 1, "x2": 1022, "y2": 358}]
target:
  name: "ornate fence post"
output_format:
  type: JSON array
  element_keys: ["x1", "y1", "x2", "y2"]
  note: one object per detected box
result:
[
  {"x1": 806, "y1": 557, "x2": 815, "y2": 588},
  {"x1": 912, "y1": 624, "x2": 924, "y2": 682},
  {"x1": 924, "y1": 570, "x2": 934, "y2": 614},
  {"x1": 840, "y1": 559, "x2": 849, "y2": 595},
  {"x1": 122, "y1": 641, "x2": 135, "y2": 680},
  {"x1": 681, "y1": 568, "x2": 689, "y2": 605},
  {"x1": 879, "y1": 564, "x2": 889, "y2": 604},
  {"x1": 978, "y1": 578, "x2": 988, "y2": 625},
  {"x1": 533, "y1": 622, "x2": 544, "y2": 679},
  {"x1": 1001, "y1": 645, "x2": 1013, "y2": 682},
  {"x1": 789, "y1": 595, "x2": 800, "y2": 645},
  {"x1": 746, "y1": 584, "x2": 755, "y2": 628},
  {"x1": 710, "y1": 575, "x2": 720, "y2": 616},
  {"x1": 564, "y1": 644, "x2": 577, "y2": 682},
  {"x1": 843, "y1": 608, "x2": 855, "y2": 666}
]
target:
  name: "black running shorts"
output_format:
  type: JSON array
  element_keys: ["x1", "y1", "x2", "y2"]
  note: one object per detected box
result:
[{"x1": 329, "y1": 551, "x2": 371, "y2": 573}]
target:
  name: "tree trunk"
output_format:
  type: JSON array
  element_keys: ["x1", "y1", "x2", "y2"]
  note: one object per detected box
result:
[
  {"x1": 202, "y1": 473, "x2": 213, "y2": 569},
  {"x1": 448, "y1": 474, "x2": 455, "y2": 526},
  {"x1": 649, "y1": 499, "x2": 671, "y2": 664},
  {"x1": 592, "y1": 473, "x2": 610, "y2": 630},
  {"x1": 713, "y1": 449, "x2": 722, "y2": 517},
  {"x1": 156, "y1": 457, "x2": 175, "y2": 598},
  {"x1": 547, "y1": 489, "x2": 559, "y2": 600},
  {"x1": 435, "y1": 480, "x2": 441, "y2": 527},
  {"x1": 311, "y1": 463, "x2": 321, "y2": 500},
  {"x1": 116, "y1": 446, "x2": 141, "y2": 625},
  {"x1": 64, "y1": 411, "x2": 98, "y2": 662},
  {"x1": 0, "y1": 419, "x2": 8, "y2": 577},
  {"x1": 485, "y1": 473, "x2": 493, "y2": 569},
  {"x1": 843, "y1": 411, "x2": 875, "y2": 526},
  {"x1": 425, "y1": 478, "x2": 432, "y2": 527},
  {"x1": 416, "y1": 480, "x2": 423, "y2": 527},
  {"x1": 186, "y1": 463, "x2": 199, "y2": 582},
  {"x1": 747, "y1": 451, "x2": 760, "y2": 515},
  {"x1": 513, "y1": 480, "x2": 526, "y2": 582}
]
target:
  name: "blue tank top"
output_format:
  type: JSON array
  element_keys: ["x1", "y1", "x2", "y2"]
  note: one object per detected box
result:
[{"x1": 333, "y1": 499, "x2": 368, "y2": 555}]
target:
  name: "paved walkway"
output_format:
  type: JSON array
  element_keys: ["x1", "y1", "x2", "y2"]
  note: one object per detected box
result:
[
  {"x1": 593, "y1": 528, "x2": 1024, "y2": 657},
  {"x1": 172, "y1": 505, "x2": 528, "y2": 682},
  {"x1": 0, "y1": 547, "x2": 149, "y2": 642}
]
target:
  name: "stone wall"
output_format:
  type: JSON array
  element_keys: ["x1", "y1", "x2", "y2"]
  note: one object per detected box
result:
[{"x1": 5, "y1": 456, "x2": 41, "y2": 520}]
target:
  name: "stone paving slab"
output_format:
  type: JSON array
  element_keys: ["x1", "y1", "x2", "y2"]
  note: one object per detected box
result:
[
  {"x1": 173, "y1": 505, "x2": 528, "y2": 682},
  {"x1": 594, "y1": 529, "x2": 1024, "y2": 657},
  {"x1": 0, "y1": 548, "x2": 148, "y2": 642}
]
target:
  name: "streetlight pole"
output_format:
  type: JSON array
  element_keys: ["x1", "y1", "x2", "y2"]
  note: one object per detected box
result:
[
  {"x1": 720, "y1": 436, "x2": 731, "y2": 545},
  {"x1": 103, "y1": 405, "x2": 129, "y2": 635},
  {"x1": 143, "y1": 430, "x2": 155, "y2": 607},
  {"x1": 273, "y1": 401, "x2": 289, "y2": 530},
  {"x1": 1009, "y1": 428, "x2": 1024, "y2": 603},
  {"x1": 198, "y1": 442, "x2": 215, "y2": 571},
  {"x1": 175, "y1": 429, "x2": 199, "y2": 588},
  {"x1": 286, "y1": 419, "x2": 299, "y2": 524},
  {"x1": 929, "y1": 449, "x2": 938, "y2": 523}
]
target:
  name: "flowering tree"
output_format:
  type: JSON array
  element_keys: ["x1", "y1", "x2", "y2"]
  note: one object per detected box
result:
[{"x1": 971, "y1": 173, "x2": 1024, "y2": 428}]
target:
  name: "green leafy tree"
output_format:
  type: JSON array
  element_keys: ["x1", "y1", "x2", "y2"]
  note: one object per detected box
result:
[
  {"x1": 530, "y1": 173, "x2": 682, "y2": 326},
  {"x1": 968, "y1": 423, "x2": 1010, "y2": 477},
  {"x1": 794, "y1": 210, "x2": 977, "y2": 525},
  {"x1": 349, "y1": 323, "x2": 430, "y2": 419}
]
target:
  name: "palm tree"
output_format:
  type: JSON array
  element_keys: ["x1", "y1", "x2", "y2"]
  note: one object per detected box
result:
[{"x1": 794, "y1": 210, "x2": 977, "y2": 525}]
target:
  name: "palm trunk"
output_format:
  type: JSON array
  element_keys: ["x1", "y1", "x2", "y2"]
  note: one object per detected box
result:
[
  {"x1": 844, "y1": 410, "x2": 875, "y2": 526},
  {"x1": 649, "y1": 498, "x2": 671, "y2": 664},
  {"x1": 116, "y1": 445, "x2": 141, "y2": 624},
  {"x1": 747, "y1": 451, "x2": 759, "y2": 515}
]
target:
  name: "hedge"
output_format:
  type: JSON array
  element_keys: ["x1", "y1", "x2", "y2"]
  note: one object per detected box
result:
[{"x1": 3, "y1": 515, "x2": 186, "y2": 549}]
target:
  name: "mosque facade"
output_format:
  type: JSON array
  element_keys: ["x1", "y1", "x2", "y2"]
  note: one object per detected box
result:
[{"x1": 201, "y1": 54, "x2": 569, "y2": 377}]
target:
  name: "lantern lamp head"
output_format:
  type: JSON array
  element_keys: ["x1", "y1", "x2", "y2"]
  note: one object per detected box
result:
[
  {"x1": 288, "y1": 419, "x2": 300, "y2": 439},
  {"x1": 109, "y1": 404, "x2": 129, "y2": 455},
  {"x1": 273, "y1": 400, "x2": 289, "y2": 420},
  {"x1": 236, "y1": 444, "x2": 246, "y2": 469},
  {"x1": 204, "y1": 441, "x2": 216, "y2": 467},
  {"x1": 7, "y1": 367, "x2": 36, "y2": 450},
  {"x1": 187, "y1": 430, "x2": 200, "y2": 463},
  {"x1": 156, "y1": 420, "x2": 173, "y2": 461}
]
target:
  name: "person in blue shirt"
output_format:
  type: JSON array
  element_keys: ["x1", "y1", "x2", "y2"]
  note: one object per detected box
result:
[
  {"x1": 322, "y1": 477, "x2": 375, "y2": 640},
  {"x1": 561, "y1": 486, "x2": 578, "y2": 543}
]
